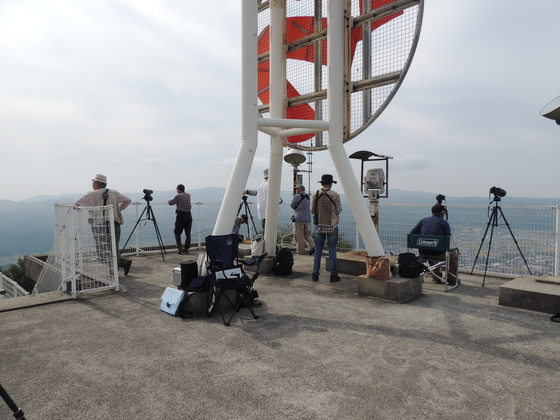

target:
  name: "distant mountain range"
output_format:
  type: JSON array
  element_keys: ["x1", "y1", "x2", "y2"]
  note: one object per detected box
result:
[
  {"x1": 1, "y1": 187, "x2": 559, "y2": 268},
  {"x1": 9, "y1": 187, "x2": 560, "y2": 206}
]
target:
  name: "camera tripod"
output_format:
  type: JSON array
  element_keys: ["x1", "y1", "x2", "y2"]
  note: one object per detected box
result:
[
  {"x1": 122, "y1": 200, "x2": 166, "y2": 261},
  {"x1": 470, "y1": 196, "x2": 532, "y2": 286},
  {"x1": 1, "y1": 382, "x2": 25, "y2": 419},
  {"x1": 238, "y1": 195, "x2": 259, "y2": 240}
]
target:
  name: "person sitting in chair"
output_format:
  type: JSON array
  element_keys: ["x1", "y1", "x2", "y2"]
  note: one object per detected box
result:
[
  {"x1": 232, "y1": 214, "x2": 248, "y2": 241},
  {"x1": 410, "y1": 204, "x2": 459, "y2": 284}
]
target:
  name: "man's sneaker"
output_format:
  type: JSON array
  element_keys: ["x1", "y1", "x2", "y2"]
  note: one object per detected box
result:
[
  {"x1": 312, "y1": 274, "x2": 319, "y2": 282},
  {"x1": 123, "y1": 259, "x2": 132, "y2": 276},
  {"x1": 308, "y1": 248, "x2": 315, "y2": 255},
  {"x1": 330, "y1": 275, "x2": 341, "y2": 283},
  {"x1": 177, "y1": 246, "x2": 183, "y2": 254}
]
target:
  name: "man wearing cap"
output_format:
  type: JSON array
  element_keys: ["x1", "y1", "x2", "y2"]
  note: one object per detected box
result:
[
  {"x1": 168, "y1": 184, "x2": 192, "y2": 254},
  {"x1": 410, "y1": 204, "x2": 459, "y2": 284},
  {"x1": 311, "y1": 174, "x2": 343, "y2": 282},
  {"x1": 232, "y1": 214, "x2": 248, "y2": 241},
  {"x1": 75, "y1": 174, "x2": 133, "y2": 275},
  {"x1": 290, "y1": 185, "x2": 315, "y2": 255}
]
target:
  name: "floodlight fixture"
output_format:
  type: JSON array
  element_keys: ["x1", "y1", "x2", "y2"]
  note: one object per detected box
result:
[
  {"x1": 283, "y1": 148, "x2": 307, "y2": 166},
  {"x1": 540, "y1": 95, "x2": 560, "y2": 125}
]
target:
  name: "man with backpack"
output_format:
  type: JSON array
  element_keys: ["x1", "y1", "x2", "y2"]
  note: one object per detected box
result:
[
  {"x1": 290, "y1": 185, "x2": 315, "y2": 255},
  {"x1": 311, "y1": 174, "x2": 343, "y2": 282}
]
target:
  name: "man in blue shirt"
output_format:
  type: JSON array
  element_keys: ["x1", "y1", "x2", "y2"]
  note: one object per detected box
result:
[
  {"x1": 290, "y1": 185, "x2": 315, "y2": 255},
  {"x1": 410, "y1": 204, "x2": 459, "y2": 284}
]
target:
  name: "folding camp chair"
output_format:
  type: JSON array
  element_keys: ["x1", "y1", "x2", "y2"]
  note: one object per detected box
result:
[
  {"x1": 205, "y1": 234, "x2": 267, "y2": 326},
  {"x1": 407, "y1": 233, "x2": 460, "y2": 292}
]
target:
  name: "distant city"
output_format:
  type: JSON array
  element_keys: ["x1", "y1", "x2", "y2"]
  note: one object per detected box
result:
[{"x1": 1, "y1": 187, "x2": 559, "y2": 271}]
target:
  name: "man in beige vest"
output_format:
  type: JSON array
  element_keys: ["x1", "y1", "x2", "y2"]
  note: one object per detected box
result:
[{"x1": 75, "y1": 174, "x2": 133, "y2": 275}]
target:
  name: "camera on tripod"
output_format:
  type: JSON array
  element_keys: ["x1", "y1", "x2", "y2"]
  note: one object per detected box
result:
[
  {"x1": 243, "y1": 189, "x2": 257, "y2": 197},
  {"x1": 472, "y1": 184, "x2": 532, "y2": 285},
  {"x1": 436, "y1": 194, "x2": 445, "y2": 205},
  {"x1": 143, "y1": 189, "x2": 154, "y2": 202},
  {"x1": 489, "y1": 186, "x2": 506, "y2": 198}
]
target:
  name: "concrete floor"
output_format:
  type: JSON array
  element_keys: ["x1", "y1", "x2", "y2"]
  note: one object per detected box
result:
[{"x1": 1, "y1": 250, "x2": 559, "y2": 419}]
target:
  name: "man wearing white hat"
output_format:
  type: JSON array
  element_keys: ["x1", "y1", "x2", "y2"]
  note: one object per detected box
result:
[
  {"x1": 256, "y1": 169, "x2": 269, "y2": 233},
  {"x1": 75, "y1": 174, "x2": 133, "y2": 275},
  {"x1": 256, "y1": 168, "x2": 283, "y2": 235}
]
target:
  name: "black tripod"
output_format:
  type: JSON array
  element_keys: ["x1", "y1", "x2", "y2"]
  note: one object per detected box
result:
[
  {"x1": 470, "y1": 196, "x2": 532, "y2": 286},
  {"x1": 238, "y1": 195, "x2": 259, "y2": 240},
  {"x1": 122, "y1": 195, "x2": 166, "y2": 261},
  {"x1": 0, "y1": 383, "x2": 25, "y2": 419}
]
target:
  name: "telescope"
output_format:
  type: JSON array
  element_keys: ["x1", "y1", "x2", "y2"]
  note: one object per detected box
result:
[{"x1": 142, "y1": 189, "x2": 154, "y2": 202}]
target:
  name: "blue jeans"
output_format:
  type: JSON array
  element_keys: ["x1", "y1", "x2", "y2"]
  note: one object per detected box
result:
[{"x1": 312, "y1": 226, "x2": 338, "y2": 276}]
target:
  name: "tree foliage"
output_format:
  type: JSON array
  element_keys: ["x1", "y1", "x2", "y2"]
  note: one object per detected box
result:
[{"x1": 0, "y1": 257, "x2": 36, "y2": 293}]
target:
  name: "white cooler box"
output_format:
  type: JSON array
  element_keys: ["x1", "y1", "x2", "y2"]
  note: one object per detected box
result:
[{"x1": 160, "y1": 287, "x2": 185, "y2": 316}]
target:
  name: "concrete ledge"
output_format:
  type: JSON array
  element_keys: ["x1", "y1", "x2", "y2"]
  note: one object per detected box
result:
[
  {"x1": 0, "y1": 291, "x2": 73, "y2": 312},
  {"x1": 328, "y1": 251, "x2": 368, "y2": 276},
  {"x1": 357, "y1": 275, "x2": 422, "y2": 303},
  {"x1": 24, "y1": 253, "x2": 49, "y2": 282},
  {"x1": 328, "y1": 251, "x2": 398, "y2": 276},
  {"x1": 499, "y1": 275, "x2": 560, "y2": 314},
  {"x1": 242, "y1": 255, "x2": 276, "y2": 275}
]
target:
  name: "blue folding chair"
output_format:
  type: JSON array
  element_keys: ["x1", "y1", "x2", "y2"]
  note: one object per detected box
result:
[
  {"x1": 407, "y1": 233, "x2": 460, "y2": 292},
  {"x1": 205, "y1": 234, "x2": 267, "y2": 326}
]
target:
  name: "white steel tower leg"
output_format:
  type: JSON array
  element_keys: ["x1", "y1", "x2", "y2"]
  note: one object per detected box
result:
[
  {"x1": 263, "y1": 0, "x2": 286, "y2": 256},
  {"x1": 327, "y1": 0, "x2": 384, "y2": 256},
  {"x1": 213, "y1": 0, "x2": 259, "y2": 235}
]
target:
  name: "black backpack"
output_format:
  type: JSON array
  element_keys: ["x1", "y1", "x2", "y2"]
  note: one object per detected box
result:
[
  {"x1": 398, "y1": 252, "x2": 427, "y2": 278},
  {"x1": 272, "y1": 248, "x2": 294, "y2": 275}
]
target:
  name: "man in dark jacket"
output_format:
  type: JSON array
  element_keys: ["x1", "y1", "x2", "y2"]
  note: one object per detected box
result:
[{"x1": 410, "y1": 204, "x2": 459, "y2": 284}]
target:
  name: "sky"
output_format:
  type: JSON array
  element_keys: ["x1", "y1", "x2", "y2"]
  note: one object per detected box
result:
[{"x1": 1, "y1": 0, "x2": 559, "y2": 202}]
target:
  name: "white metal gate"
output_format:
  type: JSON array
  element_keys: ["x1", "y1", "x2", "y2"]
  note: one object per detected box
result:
[{"x1": 34, "y1": 204, "x2": 119, "y2": 298}]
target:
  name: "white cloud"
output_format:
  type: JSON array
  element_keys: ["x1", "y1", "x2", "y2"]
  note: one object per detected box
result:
[{"x1": 1, "y1": 0, "x2": 560, "y2": 201}]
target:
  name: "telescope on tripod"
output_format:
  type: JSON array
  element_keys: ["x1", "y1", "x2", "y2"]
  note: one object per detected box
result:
[
  {"x1": 0, "y1": 382, "x2": 25, "y2": 420},
  {"x1": 238, "y1": 190, "x2": 259, "y2": 240},
  {"x1": 470, "y1": 186, "x2": 532, "y2": 286}
]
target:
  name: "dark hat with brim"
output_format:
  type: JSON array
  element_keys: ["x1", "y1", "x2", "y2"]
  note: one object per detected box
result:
[
  {"x1": 318, "y1": 174, "x2": 337, "y2": 184},
  {"x1": 240, "y1": 214, "x2": 248, "y2": 224}
]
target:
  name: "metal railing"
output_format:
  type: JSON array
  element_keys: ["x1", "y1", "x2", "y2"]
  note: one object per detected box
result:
[
  {"x1": 119, "y1": 201, "x2": 560, "y2": 278},
  {"x1": 375, "y1": 203, "x2": 558, "y2": 278},
  {"x1": 0, "y1": 273, "x2": 29, "y2": 299}
]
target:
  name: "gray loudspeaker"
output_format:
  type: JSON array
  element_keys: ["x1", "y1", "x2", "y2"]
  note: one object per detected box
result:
[{"x1": 540, "y1": 95, "x2": 560, "y2": 124}]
